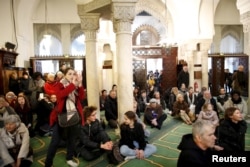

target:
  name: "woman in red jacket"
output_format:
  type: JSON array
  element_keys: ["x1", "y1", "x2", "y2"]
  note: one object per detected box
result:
[{"x1": 45, "y1": 67, "x2": 85, "y2": 167}]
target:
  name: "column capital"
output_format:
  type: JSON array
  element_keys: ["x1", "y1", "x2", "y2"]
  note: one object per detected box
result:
[
  {"x1": 78, "y1": 13, "x2": 100, "y2": 31},
  {"x1": 240, "y1": 11, "x2": 250, "y2": 33},
  {"x1": 112, "y1": 0, "x2": 138, "y2": 32}
]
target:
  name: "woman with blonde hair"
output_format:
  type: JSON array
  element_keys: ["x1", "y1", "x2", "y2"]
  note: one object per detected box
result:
[
  {"x1": 168, "y1": 87, "x2": 179, "y2": 112},
  {"x1": 172, "y1": 94, "x2": 193, "y2": 125}
]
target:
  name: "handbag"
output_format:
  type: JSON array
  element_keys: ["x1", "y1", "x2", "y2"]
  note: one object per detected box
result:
[
  {"x1": 57, "y1": 99, "x2": 80, "y2": 127},
  {"x1": 58, "y1": 111, "x2": 80, "y2": 127}
]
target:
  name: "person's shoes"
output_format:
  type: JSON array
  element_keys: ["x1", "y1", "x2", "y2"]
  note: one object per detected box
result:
[
  {"x1": 156, "y1": 125, "x2": 161, "y2": 130},
  {"x1": 66, "y1": 160, "x2": 78, "y2": 167},
  {"x1": 124, "y1": 156, "x2": 136, "y2": 160}
]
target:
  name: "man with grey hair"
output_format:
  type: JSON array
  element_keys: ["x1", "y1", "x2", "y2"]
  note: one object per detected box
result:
[{"x1": 177, "y1": 120, "x2": 223, "y2": 167}]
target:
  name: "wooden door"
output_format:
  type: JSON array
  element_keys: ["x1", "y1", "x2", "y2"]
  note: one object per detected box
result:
[
  {"x1": 211, "y1": 56, "x2": 225, "y2": 96},
  {"x1": 133, "y1": 59, "x2": 146, "y2": 90},
  {"x1": 162, "y1": 47, "x2": 178, "y2": 92}
]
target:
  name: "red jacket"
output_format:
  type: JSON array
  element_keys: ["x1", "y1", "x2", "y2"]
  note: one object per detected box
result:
[
  {"x1": 44, "y1": 81, "x2": 59, "y2": 96},
  {"x1": 49, "y1": 82, "x2": 85, "y2": 126}
]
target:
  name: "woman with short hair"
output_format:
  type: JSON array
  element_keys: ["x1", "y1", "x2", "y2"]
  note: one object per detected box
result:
[
  {"x1": 0, "y1": 114, "x2": 33, "y2": 167},
  {"x1": 217, "y1": 107, "x2": 247, "y2": 151}
]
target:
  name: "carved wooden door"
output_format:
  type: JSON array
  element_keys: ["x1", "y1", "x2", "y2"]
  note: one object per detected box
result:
[
  {"x1": 133, "y1": 59, "x2": 146, "y2": 90},
  {"x1": 211, "y1": 56, "x2": 225, "y2": 96},
  {"x1": 162, "y1": 47, "x2": 178, "y2": 92}
]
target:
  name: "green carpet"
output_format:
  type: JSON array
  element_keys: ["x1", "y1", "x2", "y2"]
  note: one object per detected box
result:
[{"x1": 30, "y1": 114, "x2": 250, "y2": 167}]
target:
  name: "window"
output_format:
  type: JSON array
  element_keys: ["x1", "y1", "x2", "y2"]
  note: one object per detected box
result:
[
  {"x1": 39, "y1": 35, "x2": 62, "y2": 55},
  {"x1": 71, "y1": 34, "x2": 86, "y2": 56}
]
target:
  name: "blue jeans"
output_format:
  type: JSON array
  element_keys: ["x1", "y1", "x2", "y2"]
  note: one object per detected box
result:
[
  {"x1": 44, "y1": 123, "x2": 79, "y2": 167},
  {"x1": 120, "y1": 141, "x2": 157, "y2": 158}
]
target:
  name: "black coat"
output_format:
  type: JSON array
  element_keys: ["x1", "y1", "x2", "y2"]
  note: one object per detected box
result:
[
  {"x1": 216, "y1": 94, "x2": 229, "y2": 106},
  {"x1": 8, "y1": 77, "x2": 20, "y2": 95},
  {"x1": 195, "y1": 98, "x2": 218, "y2": 115},
  {"x1": 80, "y1": 120, "x2": 110, "y2": 149},
  {"x1": 119, "y1": 122, "x2": 147, "y2": 150},
  {"x1": 216, "y1": 119, "x2": 247, "y2": 151},
  {"x1": 177, "y1": 134, "x2": 212, "y2": 167},
  {"x1": 177, "y1": 70, "x2": 189, "y2": 89},
  {"x1": 104, "y1": 96, "x2": 118, "y2": 121}
]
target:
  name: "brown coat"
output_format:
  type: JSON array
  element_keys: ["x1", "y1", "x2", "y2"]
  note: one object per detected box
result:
[{"x1": 172, "y1": 101, "x2": 190, "y2": 116}]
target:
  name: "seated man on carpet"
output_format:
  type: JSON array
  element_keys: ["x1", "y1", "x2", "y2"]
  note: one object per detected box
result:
[{"x1": 77, "y1": 106, "x2": 113, "y2": 161}]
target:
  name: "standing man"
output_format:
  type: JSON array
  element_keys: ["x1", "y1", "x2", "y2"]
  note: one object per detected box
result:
[
  {"x1": 177, "y1": 64, "x2": 189, "y2": 89},
  {"x1": 232, "y1": 65, "x2": 246, "y2": 94}
]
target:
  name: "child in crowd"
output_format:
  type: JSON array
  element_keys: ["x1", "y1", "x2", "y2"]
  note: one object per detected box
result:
[{"x1": 197, "y1": 103, "x2": 219, "y2": 126}]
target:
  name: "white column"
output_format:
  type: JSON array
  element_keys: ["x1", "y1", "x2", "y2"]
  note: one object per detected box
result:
[
  {"x1": 200, "y1": 51, "x2": 209, "y2": 88},
  {"x1": 240, "y1": 12, "x2": 250, "y2": 120},
  {"x1": 112, "y1": 0, "x2": 138, "y2": 123},
  {"x1": 186, "y1": 51, "x2": 194, "y2": 88},
  {"x1": 199, "y1": 41, "x2": 212, "y2": 88},
  {"x1": 79, "y1": 13, "x2": 101, "y2": 120}
]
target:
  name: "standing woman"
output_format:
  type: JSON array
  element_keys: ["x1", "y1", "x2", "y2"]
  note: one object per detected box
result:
[
  {"x1": 119, "y1": 111, "x2": 157, "y2": 160},
  {"x1": 217, "y1": 107, "x2": 247, "y2": 151},
  {"x1": 45, "y1": 67, "x2": 85, "y2": 167}
]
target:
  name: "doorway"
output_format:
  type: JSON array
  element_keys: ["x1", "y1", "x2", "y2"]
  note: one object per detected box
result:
[{"x1": 209, "y1": 55, "x2": 248, "y2": 96}]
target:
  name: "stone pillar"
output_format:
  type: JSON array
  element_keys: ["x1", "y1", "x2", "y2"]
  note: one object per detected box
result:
[
  {"x1": 78, "y1": 13, "x2": 101, "y2": 119},
  {"x1": 186, "y1": 51, "x2": 194, "y2": 88},
  {"x1": 240, "y1": 11, "x2": 250, "y2": 120},
  {"x1": 198, "y1": 41, "x2": 212, "y2": 89},
  {"x1": 112, "y1": 0, "x2": 138, "y2": 123},
  {"x1": 182, "y1": 43, "x2": 196, "y2": 89},
  {"x1": 61, "y1": 24, "x2": 71, "y2": 55}
]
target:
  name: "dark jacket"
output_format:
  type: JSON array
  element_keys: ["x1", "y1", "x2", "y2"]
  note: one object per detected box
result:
[
  {"x1": 172, "y1": 101, "x2": 190, "y2": 116},
  {"x1": 8, "y1": 77, "x2": 20, "y2": 95},
  {"x1": 177, "y1": 70, "x2": 189, "y2": 89},
  {"x1": 216, "y1": 94, "x2": 229, "y2": 106},
  {"x1": 104, "y1": 96, "x2": 118, "y2": 121},
  {"x1": 80, "y1": 120, "x2": 110, "y2": 149},
  {"x1": 144, "y1": 104, "x2": 164, "y2": 121},
  {"x1": 184, "y1": 93, "x2": 197, "y2": 106},
  {"x1": 168, "y1": 93, "x2": 177, "y2": 111},
  {"x1": 195, "y1": 98, "x2": 217, "y2": 115},
  {"x1": 119, "y1": 122, "x2": 147, "y2": 150},
  {"x1": 217, "y1": 119, "x2": 247, "y2": 151},
  {"x1": 138, "y1": 96, "x2": 149, "y2": 113},
  {"x1": 177, "y1": 134, "x2": 212, "y2": 167}
]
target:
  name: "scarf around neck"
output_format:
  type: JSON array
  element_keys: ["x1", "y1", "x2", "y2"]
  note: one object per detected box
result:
[{"x1": 60, "y1": 78, "x2": 78, "y2": 120}]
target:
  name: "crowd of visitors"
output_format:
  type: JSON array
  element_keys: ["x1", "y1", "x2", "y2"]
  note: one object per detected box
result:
[{"x1": 0, "y1": 65, "x2": 249, "y2": 167}]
